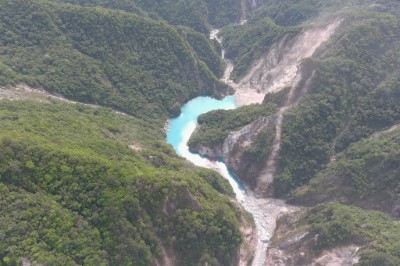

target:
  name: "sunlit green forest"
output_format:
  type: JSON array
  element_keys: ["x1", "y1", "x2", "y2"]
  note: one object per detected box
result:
[
  {"x1": 0, "y1": 100, "x2": 245, "y2": 265},
  {"x1": 0, "y1": 0, "x2": 230, "y2": 121}
]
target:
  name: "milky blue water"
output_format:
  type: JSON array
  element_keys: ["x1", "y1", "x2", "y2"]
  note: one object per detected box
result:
[
  {"x1": 166, "y1": 96, "x2": 246, "y2": 200},
  {"x1": 167, "y1": 96, "x2": 235, "y2": 154}
]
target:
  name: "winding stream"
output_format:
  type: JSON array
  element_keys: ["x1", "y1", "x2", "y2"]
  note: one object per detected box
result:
[
  {"x1": 166, "y1": 96, "x2": 245, "y2": 201},
  {"x1": 166, "y1": 95, "x2": 292, "y2": 265}
]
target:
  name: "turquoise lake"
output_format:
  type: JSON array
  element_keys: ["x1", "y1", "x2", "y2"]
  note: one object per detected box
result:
[
  {"x1": 166, "y1": 96, "x2": 236, "y2": 154},
  {"x1": 166, "y1": 95, "x2": 245, "y2": 200}
]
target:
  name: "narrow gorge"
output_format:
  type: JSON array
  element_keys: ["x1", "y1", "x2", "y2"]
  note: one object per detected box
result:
[{"x1": 169, "y1": 18, "x2": 342, "y2": 265}]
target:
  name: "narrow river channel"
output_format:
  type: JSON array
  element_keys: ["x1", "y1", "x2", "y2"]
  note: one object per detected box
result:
[
  {"x1": 166, "y1": 96, "x2": 245, "y2": 201},
  {"x1": 166, "y1": 95, "x2": 294, "y2": 265}
]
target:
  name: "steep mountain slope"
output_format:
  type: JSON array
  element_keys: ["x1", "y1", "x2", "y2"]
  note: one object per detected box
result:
[
  {"x1": 0, "y1": 99, "x2": 248, "y2": 265},
  {"x1": 276, "y1": 12, "x2": 400, "y2": 195},
  {"x1": 219, "y1": 16, "x2": 299, "y2": 82},
  {"x1": 188, "y1": 89, "x2": 286, "y2": 187},
  {"x1": 189, "y1": 4, "x2": 400, "y2": 197},
  {"x1": 220, "y1": 0, "x2": 400, "y2": 82},
  {"x1": 290, "y1": 125, "x2": 400, "y2": 218},
  {"x1": 51, "y1": 0, "x2": 246, "y2": 33},
  {"x1": 267, "y1": 203, "x2": 400, "y2": 265},
  {"x1": 0, "y1": 0, "x2": 229, "y2": 121}
]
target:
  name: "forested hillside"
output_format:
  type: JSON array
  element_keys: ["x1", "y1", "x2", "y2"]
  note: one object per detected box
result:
[
  {"x1": 268, "y1": 202, "x2": 400, "y2": 265},
  {"x1": 51, "y1": 0, "x2": 245, "y2": 33},
  {"x1": 290, "y1": 125, "x2": 400, "y2": 218},
  {"x1": 0, "y1": 100, "x2": 246, "y2": 265},
  {"x1": 189, "y1": 99, "x2": 278, "y2": 149},
  {"x1": 0, "y1": 0, "x2": 259, "y2": 265},
  {"x1": 0, "y1": 0, "x2": 229, "y2": 121},
  {"x1": 276, "y1": 12, "x2": 400, "y2": 195}
]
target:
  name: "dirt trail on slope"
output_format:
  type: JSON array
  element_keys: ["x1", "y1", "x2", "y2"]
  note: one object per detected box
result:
[{"x1": 0, "y1": 84, "x2": 129, "y2": 117}]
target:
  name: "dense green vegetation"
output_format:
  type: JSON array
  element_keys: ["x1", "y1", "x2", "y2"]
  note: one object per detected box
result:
[
  {"x1": 189, "y1": 104, "x2": 273, "y2": 149},
  {"x1": 303, "y1": 203, "x2": 400, "y2": 265},
  {"x1": 275, "y1": 12, "x2": 400, "y2": 195},
  {"x1": 134, "y1": 0, "x2": 243, "y2": 33},
  {"x1": 271, "y1": 202, "x2": 400, "y2": 266},
  {"x1": 0, "y1": 1, "x2": 261, "y2": 265},
  {"x1": 271, "y1": 202, "x2": 400, "y2": 265},
  {"x1": 0, "y1": 100, "x2": 245, "y2": 265},
  {"x1": 289, "y1": 125, "x2": 400, "y2": 217},
  {"x1": 275, "y1": 206, "x2": 400, "y2": 265},
  {"x1": 0, "y1": 0, "x2": 230, "y2": 121},
  {"x1": 51, "y1": 0, "x2": 244, "y2": 33},
  {"x1": 247, "y1": 0, "x2": 400, "y2": 27},
  {"x1": 1, "y1": 184, "x2": 107, "y2": 265},
  {"x1": 250, "y1": 0, "x2": 322, "y2": 27},
  {"x1": 177, "y1": 27, "x2": 225, "y2": 78},
  {"x1": 189, "y1": 88, "x2": 287, "y2": 149}
]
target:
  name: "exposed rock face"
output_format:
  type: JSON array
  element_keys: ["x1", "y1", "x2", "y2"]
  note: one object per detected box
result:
[
  {"x1": 191, "y1": 143, "x2": 223, "y2": 160},
  {"x1": 238, "y1": 224, "x2": 257, "y2": 266},
  {"x1": 265, "y1": 212, "x2": 360, "y2": 266},
  {"x1": 235, "y1": 201, "x2": 258, "y2": 266},
  {"x1": 233, "y1": 19, "x2": 342, "y2": 106},
  {"x1": 192, "y1": 115, "x2": 277, "y2": 189},
  {"x1": 21, "y1": 258, "x2": 45, "y2": 266},
  {"x1": 245, "y1": 197, "x2": 299, "y2": 265},
  {"x1": 223, "y1": 116, "x2": 277, "y2": 188},
  {"x1": 312, "y1": 246, "x2": 360, "y2": 266},
  {"x1": 154, "y1": 239, "x2": 176, "y2": 266},
  {"x1": 267, "y1": 243, "x2": 360, "y2": 266}
]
